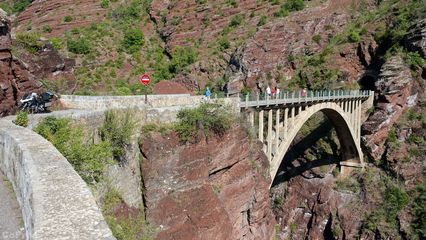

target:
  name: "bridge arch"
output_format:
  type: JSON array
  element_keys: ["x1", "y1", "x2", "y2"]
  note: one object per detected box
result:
[{"x1": 269, "y1": 102, "x2": 364, "y2": 183}]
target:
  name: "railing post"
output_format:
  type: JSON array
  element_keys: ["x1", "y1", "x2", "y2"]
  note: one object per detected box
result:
[
  {"x1": 256, "y1": 92, "x2": 259, "y2": 106},
  {"x1": 266, "y1": 92, "x2": 269, "y2": 106}
]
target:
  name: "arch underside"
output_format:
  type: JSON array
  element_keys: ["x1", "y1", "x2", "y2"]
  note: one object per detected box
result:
[{"x1": 269, "y1": 102, "x2": 364, "y2": 183}]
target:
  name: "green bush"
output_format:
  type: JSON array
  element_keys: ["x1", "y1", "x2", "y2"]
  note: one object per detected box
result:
[
  {"x1": 283, "y1": 0, "x2": 305, "y2": 12},
  {"x1": 15, "y1": 32, "x2": 43, "y2": 54},
  {"x1": 12, "y1": 0, "x2": 31, "y2": 13},
  {"x1": 257, "y1": 15, "x2": 267, "y2": 26},
  {"x1": 50, "y1": 37, "x2": 63, "y2": 50},
  {"x1": 122, "y1": 28, "x2": 145, "y2": 53},
  {"x1": 229, "y1": 14, "x2": 243, "y2": 27},
  {"x1": 42, "y1": 25, "x2": 52, "y2": 33},
  {"x1": 174, "y1": 103, "x2": 234, "y2": 142},
  {"x1": 101, "y1": 0, "x2": 109, "y2": 8},
  {"x1": 412, "y1": 181, "x2": 426, "y2": 239},
  {"x1": 35, "y1": 117, "x2": 113, "y2": 183},
  {"x1": 102, "y1": 186, "x2": 154, "y2": 240},
  {"x1": 14, "y1": 111, "x2": 29, "y2": 127},
  {"x1": 64, "y1": 15, "x2": 73, "y2": 22},
  {"x1": 67, "y1": 38, "x2": 91, "y2": 54},
  {"x1": 169, "y1": 46, "x2": 198, "y2": 74},
  {"x1": 383, "y1": 184, "x2": 409, "y2": 227},
  {"x1": 312, "y1": 34, "x2": 321, "y2": 44},
  {"x1": 99, "y1": 110, "x2": 136, "y2": 162}
]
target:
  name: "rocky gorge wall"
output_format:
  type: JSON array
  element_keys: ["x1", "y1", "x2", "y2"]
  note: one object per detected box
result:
[
  {"x1": 0, "y1": 10, "x2": 43, "y2": 117},
  {"x1": 140, "y1": 125, "x2": 276, "y2": 240}
]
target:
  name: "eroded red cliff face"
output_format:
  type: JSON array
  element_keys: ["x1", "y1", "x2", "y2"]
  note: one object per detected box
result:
[
  {"x1": 140, "y1": 126, "x2": 276, "y2": 240},
  {"x1": 0, "y1": 11, "x2": 42, "y2": 116},
  {"x1": 15, "y1": 0, "x2": 106, "y2": 36}
]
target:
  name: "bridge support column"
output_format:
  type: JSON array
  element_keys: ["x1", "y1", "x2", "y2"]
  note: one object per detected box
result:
[
  {"x1": 249, "y1": 111, "x2": 254, "y2": 127},
  {"x1": 291, "y1": 107, "x2": 295, "y2": 128},
  {"x1": 275, "y1": 109, "x2": 280, "y2": 154},
  {"x1": 258, "y1": 110, "x2": 264, "y2": 142},
  {"x1": 283, "y1": 108, "x2": 288, "y2": 141},
  {"x1": 267, "y1": 109, "x2": 273, "y2": 161}
]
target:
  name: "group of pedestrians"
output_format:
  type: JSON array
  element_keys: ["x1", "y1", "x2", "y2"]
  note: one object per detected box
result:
[
  {"x1": 203, "y1": 86, "x2": 308, "y2": 99},
  {"x1": 265, "y1": 86, "x2": 307, "y2": 98}
]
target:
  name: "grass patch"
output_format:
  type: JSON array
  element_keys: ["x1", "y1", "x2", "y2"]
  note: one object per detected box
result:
[
  {"x1": 100, "y1": 110, "x2": 136, "y2": 163},
  {"x1": 174, "y1": 103, "x2": 234, "y2": 142},
  {"x1": 102, "y1": 186, "x2": 155, "y2": 240},
  {"x1": 35, "y1": 116, "x2": 114, "y2": 184},
  {"x1": 14, "y1": 111, "x2": 29, "y2": 127}
]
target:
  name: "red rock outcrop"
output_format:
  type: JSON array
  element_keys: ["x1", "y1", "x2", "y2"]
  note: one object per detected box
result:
[
  {"x1": 140, "y1": 126, "x2": 276, "y2": 240},
  {"x1": 406, "y1": 18, "x2": 426, "y2": 58},
  {"x1": 272, "y1": 174, "x2": 363, "y2": 240},
  {"x1": 362, "y1": 55, "x2": 419, "y2": 160},
  {"x1": 0, "y1": 11, "x2": 42, "y2": 116},
  {"x1": 153, "y1": 81, "x2": 192, "y2": 95},
  {"x1": 15, "y1": 0, "x2": 106, "y2": 37}
]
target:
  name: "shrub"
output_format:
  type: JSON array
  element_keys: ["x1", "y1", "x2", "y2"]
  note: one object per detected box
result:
[
  {"x1": 50, "y1": 37, "x2": 63, "y2": 50},
  {"x1": 226, "y1": 0, "x2": 238, "y2": 7},
  {"x1": 67, "y1": 38, "x2": 91, "y2": 54},
  {"x1": 102, "y1": 186, "x2": 154, "y2": 240},
  {"x1": 42, "y1": 25, "x2": 52, "y2": 33},
  {"x1": 99, "y1": 110, "x2": 136, "y2": 163},
  {"x1": 122, "y1": 28, "x2": 145, "y2": 53},
  {"x1": 218, "y1": 37, "x2": 230, "y2": 51},
  {"x1": 283, "y1": 0, "x2": 305, "y2": 12},
  {"x1": 14, "y1": 111, "x2": 29, "y2": 127},
  {"x1": 312, "y1": 34, "x2": 321, "y2": 44},
  {"x1": 63, "y1": 15, "x2": 73, "y2": 22},
  {"x1": 12, "y1": 0, "x2": 31, "y2": 13},
  {"x1": 101, "y1": 0, "x2": 109, "y2": 8},
  {"x1": 35, "y1": 117, "x2": 113, "y2": 183},
  {"x1": 15, "y1": 32, "x2": 43, "y2": 53},
  {"x1": 229, "y1": 14, "x2": 243, "y2": 27},
  {"x1": 174, "y1": 103, "x2": 234, "y2": 142},
  {"x1": 383, "y1": 184, "x2": 409, "y2": 227},
  {"x1": 169, "y1": 46, "x2": 198, "y2": 74},
  {"x1": 412, "y1": 182, "x2": 426, "y2": 239},
  {"x1": 257, "y1": 15, "x2": 267, "y2": 26}
]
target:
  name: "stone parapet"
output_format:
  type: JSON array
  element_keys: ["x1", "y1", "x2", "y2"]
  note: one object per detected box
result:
[
  {"x1": 60, "y1": 94, "x2": 204, "y2": 111},
  {"x1": 0, "y1": 119, "x2": 115, "y2": 240}
]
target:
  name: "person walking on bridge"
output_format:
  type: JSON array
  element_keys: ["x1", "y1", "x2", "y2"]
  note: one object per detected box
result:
[
  {"x1": 205, "y1": 87, "x2": 211, "y2": 100},
  {"x1": 266, "y1": 85, "x2": 271, "y2": 98}
]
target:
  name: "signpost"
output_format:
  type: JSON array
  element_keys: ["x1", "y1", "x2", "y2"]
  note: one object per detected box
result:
[{"x1": 140, "y1": 73, "x2": 151, "y2": 104}]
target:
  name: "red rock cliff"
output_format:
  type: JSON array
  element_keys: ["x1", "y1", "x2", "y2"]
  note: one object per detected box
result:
[
  {"x1": 140, "y1": 125, "x2": 276, "y2": 240},
  {"x1": 0, "y1": 10, "x2": 42, "y2": 117}
]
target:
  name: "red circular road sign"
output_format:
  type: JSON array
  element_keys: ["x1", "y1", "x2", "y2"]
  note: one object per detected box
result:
[{"x1": 140, "y1": 74, "x2": 151, "y2": 85}]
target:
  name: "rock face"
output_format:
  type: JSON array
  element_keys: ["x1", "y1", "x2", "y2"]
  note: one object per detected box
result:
[
  {"x1": 362, "y1": 55, "x2": 418, "y2": 160},
  {"x1": 15, "y1": 0, "x2": 106, "y2": 36},
  {"x1": 140, "y1": 126, "x2": 276, "y2": 240},
  {"x1": 406, "y1": 18, "x2": 426, "y2": 58},
  {"x1": 0, "y1": 11, "x2": 42, "y2": 117},
  {"x1": 273, "y1": 175, "x2": 362, "y2": 240}
]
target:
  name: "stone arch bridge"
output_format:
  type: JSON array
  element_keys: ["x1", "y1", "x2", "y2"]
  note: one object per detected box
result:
[{"x1": 239, "y1": 90, "x2": 374, "y2": 185}]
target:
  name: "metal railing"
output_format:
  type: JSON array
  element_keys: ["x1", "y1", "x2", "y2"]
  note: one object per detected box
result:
[{"x1": 238, "y1": 90, "x2": 372, "y2": 108}]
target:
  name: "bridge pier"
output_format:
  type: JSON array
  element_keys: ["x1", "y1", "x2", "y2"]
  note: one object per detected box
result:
[
  {"x1": 267, "y1": 110, "x2": 273, "y2": 161},
  {"x1": 275, "y1": 109, "x2": 280, "y2": 155},
  {"x1": 258, "y1": 110, "x2": 264, "y2": 142}
]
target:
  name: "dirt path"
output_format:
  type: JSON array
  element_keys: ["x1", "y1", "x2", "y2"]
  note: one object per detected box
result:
[{"x1": 0, "y1": 171, "x2": 24, "y2": 240}]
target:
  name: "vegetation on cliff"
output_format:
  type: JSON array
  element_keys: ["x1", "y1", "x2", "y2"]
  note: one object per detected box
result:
[{"x1": 35, "y1": 110, "x2": 135, "y2": 183}]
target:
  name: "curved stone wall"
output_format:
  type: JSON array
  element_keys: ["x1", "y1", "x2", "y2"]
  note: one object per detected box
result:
[{"x1": 0, "y1": 119, "x2": 115, "y2": 240}]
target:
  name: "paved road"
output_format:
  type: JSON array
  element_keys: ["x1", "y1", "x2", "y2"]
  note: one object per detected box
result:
[{"x1": 0, "y1": 171, "x2": 24, "y2": 240}]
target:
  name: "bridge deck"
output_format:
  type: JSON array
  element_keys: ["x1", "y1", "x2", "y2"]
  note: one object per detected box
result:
[{"x1": 239, "y1": 90, "x2": 371, "y2": 108}]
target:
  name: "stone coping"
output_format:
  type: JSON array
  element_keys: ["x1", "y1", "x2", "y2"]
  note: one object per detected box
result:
[{"x1": 0, "y1": 119, "x2": 115, "y2": 239}]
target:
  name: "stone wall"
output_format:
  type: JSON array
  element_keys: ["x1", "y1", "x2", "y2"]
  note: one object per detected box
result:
[
  {"x1": 0, "y1": 119, "x2": 115, "y2": 240},
  {"x1": 60, "y1": 94, "x2": 205, "y2": 110}
]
